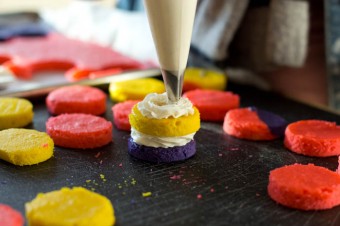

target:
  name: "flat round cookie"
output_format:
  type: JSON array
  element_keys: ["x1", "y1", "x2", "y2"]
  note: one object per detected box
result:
[
  {"x1": 46, "y1": 114, "x2": 112, "y2": 149},
  {"x1": 46, "y1": 85, "x2": 107, "y2": 116},
  {"x1": 129, "y1": 105, "x2": 200, "y2": 137},
  {"x1": 109, "y1": 78, "x2": 165, "y2": 102},
  {"x1": 183, "y1": 89, "x2": 240, "y2": 122},
  {"x1": 268, "y1": 164, "x2": 340, "y2": 210},
  {"x1": 183, "y1": 67, "x2": 227, "y2": 91},
  {"x1": 128, "y1": 138, "x2": 196, "y2": 163},
  {"x1": 284, "y1": 120, "x2": 340, "y2": 157},
  {"x1": 223, "y1": 107, "x2": 287, "y2": 140},
  {"x1": 0, "y1": 128, "x2": 54, "y2": 166},
  {"x1": 0, "y1": 97, "x2": 34, "y2": 130},
  {"x1": 25, "y1": 187, "x2": 115, "y2": 226},
  {"x1": 112, "y1": 100, "x2": 140, "y2": 131}
]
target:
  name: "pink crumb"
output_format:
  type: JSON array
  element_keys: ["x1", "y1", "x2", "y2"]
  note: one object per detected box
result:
[
  {"x1": 218, "y1": 153, "x2": 223, "y2": 157},
  {"x1": 210, "y1": 188, "x2": 215, "y2": 192},
  {"x1": 95, "y1": 152, "x2": 101, "y2": 158},
  {"x1": 197, "y1": 194, "x2": 202, "y2": 199},
  {"x1": 170, "y1": 175, "x2": 181, "y2": 180},
  {"x1": 230, "y1": 147, "x2": 239, "y2": 151},
  {"x1": 119, "y1": 163, "x2": 123, "y2": 167}
]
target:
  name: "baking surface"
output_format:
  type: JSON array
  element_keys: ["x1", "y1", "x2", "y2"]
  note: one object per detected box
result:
[{"x1": 0, "y1": 82, "x2": 339, "y2": 226}]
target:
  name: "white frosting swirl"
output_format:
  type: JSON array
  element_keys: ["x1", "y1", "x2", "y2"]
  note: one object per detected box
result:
[
  {"x1": 137, "y1": 92, "x2": 194, "y2": 119},
  {"x1": 131, "y1": 128, "x2": 194, "y2": 148}
]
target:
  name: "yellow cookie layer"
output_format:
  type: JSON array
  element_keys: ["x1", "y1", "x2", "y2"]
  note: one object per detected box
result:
[
  {"x1": 0, "y1": 97, "x2": 34, "y2": 130},
  {"x1": 0, "y1": 128, "x2": 53, "y2": 166},
  {"x1": 109, "y1": 78, "x2": 165, "y2": 102},
  {"x1": 25, "y1": 187, "x2": 115, "y2": 226},
  {"x1": 129, "y1": 105, "x2": 200, "y2": 137},
  {"x1": 184, "y1": 67, "x2": 227, "y2": 90}
]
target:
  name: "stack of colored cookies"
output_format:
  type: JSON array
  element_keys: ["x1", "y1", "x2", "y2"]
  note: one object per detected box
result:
[{"x1": 128, "y1": 92, "x2": 200, "y2": 163}]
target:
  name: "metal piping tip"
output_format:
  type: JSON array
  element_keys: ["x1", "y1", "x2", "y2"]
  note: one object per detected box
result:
[{"x1": 161, "y1": 69, "x2": 184, "y2": 103}]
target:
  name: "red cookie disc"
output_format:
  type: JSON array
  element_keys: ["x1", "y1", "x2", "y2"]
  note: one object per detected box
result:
[
  {"x1": 112, "y1": 100, "x2": 140, "y2": 131},
  {"x1": 268, "y1": 164, "x2": 340, "y2": 210},
  {"x1": 46, "y1": 85, "x2": 107, "y2": 116},
  {"x1": 0, "y1": 204, "x2": 24, "y2": 226},
  {"x1": 284, "y1": 120, "x2": 340, "y2": 157},
  {"x1": 183, "y1": 89, "x2": 240, "y2": 121},
  {"x1": 46, "y1": 114, "x2": 112, "y2": 149},
  {"x1": 223, "y1": 107, "x2": 287, "y2": 140}
]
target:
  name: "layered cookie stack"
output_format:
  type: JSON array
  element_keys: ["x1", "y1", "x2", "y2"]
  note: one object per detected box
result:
[{"x1": 128, "y1": 93, "x2": 200, "y2": 163}]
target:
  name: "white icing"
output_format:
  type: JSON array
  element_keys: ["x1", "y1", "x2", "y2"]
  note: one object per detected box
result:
[
  {"x1": 137, "y1": 92, "x2": 194, "y2": 119},
  {"x1": 131, "y1": 128, "x2": 194, "y2": 148}
]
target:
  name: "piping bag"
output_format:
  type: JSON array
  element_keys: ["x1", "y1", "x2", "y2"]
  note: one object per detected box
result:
[{"x1": 144, "y1": 0, "x2": 198, "y2": 103}]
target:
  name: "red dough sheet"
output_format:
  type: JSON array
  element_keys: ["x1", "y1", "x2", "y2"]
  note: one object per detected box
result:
[
  {"x1": 0, "y1": 33, "x2": 143, "y2": 81},
  {"x1": 112, "y1": 100, "x2": 140, "y2": 131},
  {"x1": 46, "y1": 85, "x2": 107, "y2": 115},
  {"x1": 268, "y1": 164, "x2": 340, "y2": 210},
  {"x1": 46, "y1": 114, "x2": 112, "y2": 149},
  {"x1": 284, "y1": 120, "x2": 340, "y2": 157},
  {"x1": 183, "y1": 89, "x2": 240, "y2": 121},
  {"x1": 0, "y1": 204, "x2": 24, "y2": 226}
]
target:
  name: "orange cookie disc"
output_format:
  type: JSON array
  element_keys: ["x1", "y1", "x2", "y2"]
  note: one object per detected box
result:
[
  {"x1": 112, "y1": 100, "x2": 140, "y2": 131},
  {"x1": 183, "y1": 89, "x2": 240, "y2": 122},
  {"x1": 46, "y1": 85, "x2": 107, "y2": 116},
  {"x1": 268, "y1": 164, "x2": 340, "y2": 210},
  {"x1": 223, "y1": 107, "x2": 287, "y2": 141},
  {"x1": 284, "y1": 120, "x2": 340, "y2": 157},
  {"x1": 46, "y1": 114, "x2": 112, "y2": 149}
]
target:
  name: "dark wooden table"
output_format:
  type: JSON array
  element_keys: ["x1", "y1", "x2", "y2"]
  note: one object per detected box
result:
[{"x1": 0, "y1": 81, "x2": 339, "y2": 226}]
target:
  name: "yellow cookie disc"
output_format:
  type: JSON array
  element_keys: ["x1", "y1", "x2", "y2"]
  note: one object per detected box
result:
[
  {"x1": 109, "y1": 78, "x2": 165, "y2": 102},
  {"x1": 183, "y1": 67, "x2": 227, "y2": 91},
  {"x1": 0, "y1": 128, "x2": 54, "y2": 166},
  {"x1": 0, "y1": 97, "x2": 34, "y2": 130},
  {"x1": 25, "y1": 187, "x2": 115, "y2": 226},
  {"x1": 129, "y1": 105, "x2": 200, "y2": 137}
]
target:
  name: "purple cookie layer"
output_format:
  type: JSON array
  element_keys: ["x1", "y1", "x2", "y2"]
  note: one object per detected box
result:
[
  {"x1": 249, "y1": 107, "x2": 288, "y2": 137},
  {"x1": 128, "y1": 138, "x2": 196, "y2": 163}
]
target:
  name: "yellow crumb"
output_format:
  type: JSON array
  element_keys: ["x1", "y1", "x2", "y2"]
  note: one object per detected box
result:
[{"x1": 142, "y1": 192, "x2": 152, "y2": 197}]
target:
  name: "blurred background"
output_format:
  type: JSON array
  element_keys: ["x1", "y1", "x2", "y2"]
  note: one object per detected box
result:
[{"x1": 0, "y1": 0, "x2": 339, "y2": 113}]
